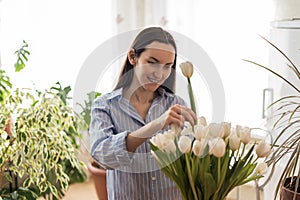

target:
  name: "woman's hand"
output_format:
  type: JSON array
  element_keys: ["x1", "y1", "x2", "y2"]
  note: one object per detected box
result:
[{"x1": 156, "y1": 104, "x2": 197, "y2": 130}]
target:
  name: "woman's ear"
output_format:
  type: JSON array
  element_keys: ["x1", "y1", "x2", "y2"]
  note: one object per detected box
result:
[{"x1": 127, "y1": 49, "x2": 136, "y2": 65}]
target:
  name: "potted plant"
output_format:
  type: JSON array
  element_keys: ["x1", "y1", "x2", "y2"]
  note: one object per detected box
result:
[
  {"x1": 77, "y1": 91, "x2": 108, "y2": 200},
  {"x1": 37, "y1": 82, "x2": 87, "y2": 199},
  {"x1": 0, "y1": 87, "x2": 87, "y2": 199},
  {"x1": 0, "y1": 41, "x2": 87, "y2": 199},
  {"x1": 244, "y1": 37, "x2": 300, "y2": 200}
]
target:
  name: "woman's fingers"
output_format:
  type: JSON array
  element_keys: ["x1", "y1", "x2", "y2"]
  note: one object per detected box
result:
[
  {"x1": 169, "y1": 110, "x2": 185, "y2": 128},
  {"x1": 158, "y1": 104, "x2": 198, "y2": 130},
  {"x1": 171, "y1": 104, "x2": 197, "y2": 126}
]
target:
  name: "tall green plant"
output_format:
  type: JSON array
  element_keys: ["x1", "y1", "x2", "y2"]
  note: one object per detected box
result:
[
  {"x1": 35, "y1": 82, "x2": 87, "y2": 200},
  {"x1": 243, "y1": 36, "x2": 300, "y2": 200}
]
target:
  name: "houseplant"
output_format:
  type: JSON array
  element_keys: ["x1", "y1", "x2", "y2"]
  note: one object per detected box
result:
[
  {"x1": 0, "y1": 41, "x2": 87, "y2": 199},
  {"x1": 37, "y1": 82, "x2": 87, "y2": 199},
  {"x1": 243, "y1": 36, "x2": 300, "y2": 200},
  {"x1": 149, "y1": 61, "x2": 271, "y2": 200},
  {"x1": 0, "y1": 87, "x2": 86, "y2": 200},
  {"x1": 77, "y1": 91, "x2": 108, "y2": 200}
]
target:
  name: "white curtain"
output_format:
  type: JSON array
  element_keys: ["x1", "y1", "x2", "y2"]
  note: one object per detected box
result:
[{"x1": 112, "y1": 0, "x2": 168, "y2": 33}]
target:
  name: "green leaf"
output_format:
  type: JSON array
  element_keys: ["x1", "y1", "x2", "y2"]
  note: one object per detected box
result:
[
  {"x1": 15, "y1": 187, "x2": 39, "y2": 199},
  {"x1": 49, "y1": 185, "x2": 59, "y2": 198},
  {"x1": 203, "y1": 172, "x2": 217, "y2": 199},
  {"x1": 23, "y1": 177, "x2": 32, "y2": 188},
  {"x1": 14, "y1": 40, "x2": 30, "y2": 72},
  {"x1": 5, "y1": 173, "x2": 13, "y2": 183},
  {"x1": 16, "y1": 154, "x2": 22, "y2": 166},
  {"x1": 18, "y1": 132, "x2": 26, "y2": 143}
]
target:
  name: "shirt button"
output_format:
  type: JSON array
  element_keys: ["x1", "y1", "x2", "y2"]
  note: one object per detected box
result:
[{"x1": 152, "y1": 176, "x2": 156, "y2": 181}]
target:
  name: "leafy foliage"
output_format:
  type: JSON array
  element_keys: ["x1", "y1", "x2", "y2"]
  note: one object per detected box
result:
[
  {"x1": 0, "y1": 88, "x2": 86, "y2": 199},
  {"x1": 0, "y1": 41, "x2": 86, "y2": 199},
  {"x1": 244, "y1": 36, "x2": 300, "y2": 199},
  {"x1": 0, "y1": 70, "x2": 12, "y2": 104}
]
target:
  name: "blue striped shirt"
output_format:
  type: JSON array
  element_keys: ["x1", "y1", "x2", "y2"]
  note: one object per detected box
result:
[{"x1": 90, "y1": 87, "x2": 185, "y2": 200}]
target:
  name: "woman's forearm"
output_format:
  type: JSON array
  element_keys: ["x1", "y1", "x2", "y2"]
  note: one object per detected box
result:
[{"x1": 126, "y1": 119, "x2": 163, "y2": 152}]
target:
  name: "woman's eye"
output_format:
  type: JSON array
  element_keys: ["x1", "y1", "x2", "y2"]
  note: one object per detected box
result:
[
  {"x1": 148, "y1": 61, "x2": 157, "y2": 64},
  {"x1": 164, "y1": 65, "x2": 171, "y2": 69}
]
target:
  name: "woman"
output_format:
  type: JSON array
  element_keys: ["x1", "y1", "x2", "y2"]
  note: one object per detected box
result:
[{"x1": 90, "y1": 27, "x2": 196, "y2": 200}]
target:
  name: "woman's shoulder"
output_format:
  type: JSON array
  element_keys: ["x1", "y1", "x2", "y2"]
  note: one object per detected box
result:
[{"x1": 93, "y1": 88, "x2": 122, "y2": 107}]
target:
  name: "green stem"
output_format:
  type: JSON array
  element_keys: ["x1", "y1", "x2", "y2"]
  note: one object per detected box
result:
[
  {"x1": 218, "y1": 157, "x2": 221, "y2": 185},
  {"x1": 185, "y1": 153, "x2": 198, "y2": 200},
  {"x1": 212, "y1": 157, "x2": 222, "y2": 200},
  {"x1": 187, "y1": 77, "x2": 197, "y2": 121}
]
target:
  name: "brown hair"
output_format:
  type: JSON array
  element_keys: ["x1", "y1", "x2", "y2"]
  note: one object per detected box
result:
[{"x1": 113, "y1": 27, "x2": 177, "y2": 94}]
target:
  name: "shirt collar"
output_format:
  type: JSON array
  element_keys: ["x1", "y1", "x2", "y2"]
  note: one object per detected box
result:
[
  {"x1": 106, "y1": 87, "x2": 174, "y2": 100},
  {"x1": 106, "y1": 88, "x2": 123, "y2": 100}
]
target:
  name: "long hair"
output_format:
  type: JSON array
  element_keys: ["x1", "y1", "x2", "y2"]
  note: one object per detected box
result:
[{"x1": 113, "y1": 27, "x2": 177, "y2": 94}]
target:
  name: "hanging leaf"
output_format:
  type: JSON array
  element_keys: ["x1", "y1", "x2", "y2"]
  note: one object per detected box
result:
[{"x1": 14, "y1": 40, "x2": 30, "y2": 72}]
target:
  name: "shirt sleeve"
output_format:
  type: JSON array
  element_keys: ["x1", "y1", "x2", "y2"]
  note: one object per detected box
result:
[{"x1": 89, "y1": 97, "x2": 133, "y2": 170}]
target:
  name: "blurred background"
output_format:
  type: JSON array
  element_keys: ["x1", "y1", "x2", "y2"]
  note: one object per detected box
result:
[
  {"x1": 0, "y1": 0, "x2": 276, "y2": 127},
  {"x1": 1, "y1": 1, "x2": 300, "y2": 199}
]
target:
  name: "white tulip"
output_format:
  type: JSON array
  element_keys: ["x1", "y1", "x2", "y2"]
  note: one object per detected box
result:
[
  {"x1": 150, "y1": 132, "x2": 178, "y2": 154},
  {"x1": 180, "y1": 61, "x2": 194, "y2": 78},
  {"x1": 194, "y1": 125, "x2": 208, "y2": 140},
  {"x1": 229, "y1": 133, "x2": 240, "y2": 151},
  {"x1": 209, "y1": 137, "x2": 226, "y2": 158},
  {"x1": 164, "y1": 139, "x2": 177, "y2": 153},
  {"x1": 255, "y1": 162, "x2": 268, "y2": 175},
  {"x1": 164, "y1": 130, "x2": 176, "y2": 140},
  {"x1": 171, "y1": 124, "x2": 181, "y2": 136},
  {"x1": 222, "y1": 122, "x2": 231, "y2": 138},
  {"x1": 178, "y1": 135, "x2": 192, "y2": 153},
  {"x1": 150, "y1": 133, "x2": 164, "y2": 149},
  {"x1": 256, "y1": 141, "x2": 272, "y2": 158},
  {"x1": 198, "y1": 116, "x2": 207, "y2": 126},
  {"x1": 192, "y1": 139, "x2": 205, "y2": 157},
  {"x1": 235, "y1": 125, "x2": 242, "y2": 136},
  {"x1": 181, "y1": 127, "x2": 194, "y2": 137},
  {"x1": 208, "y1": 123, "x2": 224, "y2": 138},
  {"x1": 240, "y1": 127, "x2": 251, "y2": 144}
]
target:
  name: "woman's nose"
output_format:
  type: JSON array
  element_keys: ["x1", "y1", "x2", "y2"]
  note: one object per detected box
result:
[{"x1": 153, "y1": 68, "x2": 163, "y2": 79}]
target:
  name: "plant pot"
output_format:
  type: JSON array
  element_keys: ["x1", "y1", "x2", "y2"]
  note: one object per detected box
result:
[
  {"x1": 87, "y1": 162, "x2": 107, "y2": 200},
  {"x1": 280, "y1": 177, "x2": 300, "y2": 200}
]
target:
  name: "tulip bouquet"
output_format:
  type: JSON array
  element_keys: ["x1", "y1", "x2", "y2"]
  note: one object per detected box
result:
[{"x1": 149, "y1": 62, "x2": 272, "y2": 200}]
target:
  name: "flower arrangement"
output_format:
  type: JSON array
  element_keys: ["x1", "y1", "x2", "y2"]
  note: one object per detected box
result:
[{"x1": 149, "y1": 61, "x2": 272, "y2": 200}]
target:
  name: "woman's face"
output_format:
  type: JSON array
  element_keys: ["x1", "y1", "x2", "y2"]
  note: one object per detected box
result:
[{"x1": 133, "y1": 41, "x2": 175, "y2": 92}]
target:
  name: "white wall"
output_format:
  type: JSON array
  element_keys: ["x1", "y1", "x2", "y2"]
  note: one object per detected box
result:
[
  {"x1": 1, "y1": 0, "x2": 275, "y2": 129},
  {"x1": 166, "y1": 0, "x2": 274, "y2": 128},
  {"x1": 0, "y1": 0, "x2": 112, "y2": 91}
]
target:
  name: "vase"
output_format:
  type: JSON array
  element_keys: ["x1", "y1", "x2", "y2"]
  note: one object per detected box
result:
[
  {"x1": 280, "y1": 177, "x2": 300, "y2": 200},
  {"x1": 87, "y1": 162, "x2": 107, "y2": 200}
]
